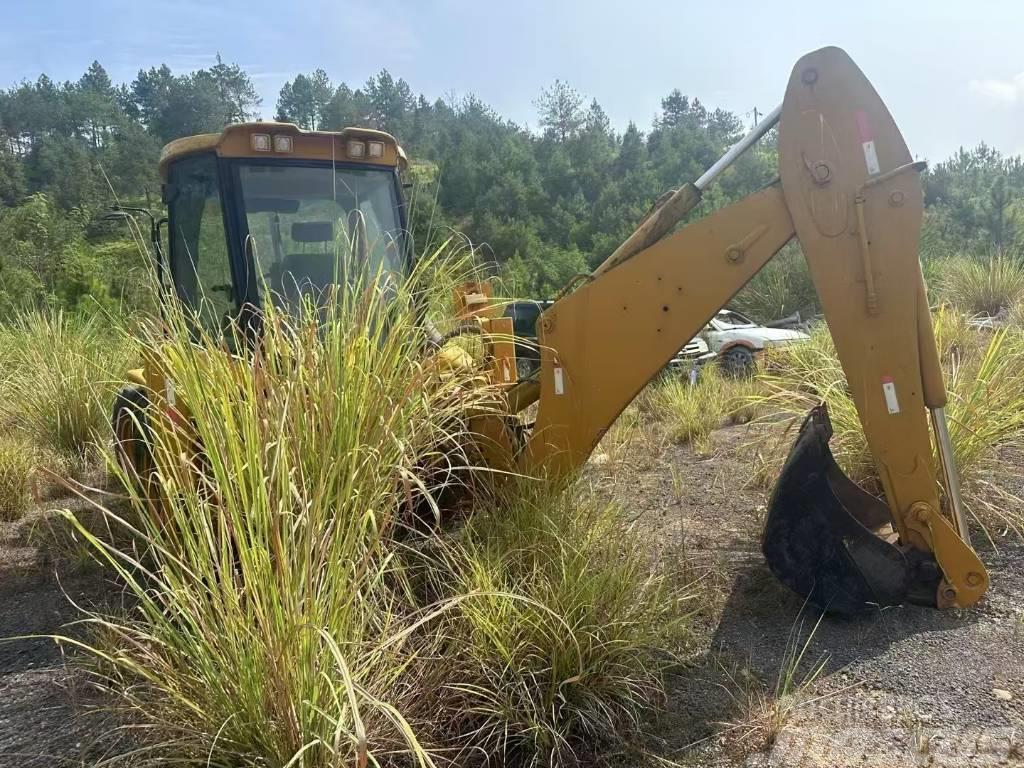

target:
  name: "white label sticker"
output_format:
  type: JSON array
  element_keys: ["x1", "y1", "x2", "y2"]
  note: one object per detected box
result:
[
  {"x1": 554, "y1": 367, "x2": 565, "y2": 395},
  {"x1": 862, "y1": 140, "x2": 881, "y2": 176},
  {"x1": 882, "y1": 377, "x2": 900, "y2": 414},
  {"x1": 165, "y1": 378, "x2": 176, "y2": 408},
  {"x1": 502, "y1": 361, "x2": 511, "y2": 382}
]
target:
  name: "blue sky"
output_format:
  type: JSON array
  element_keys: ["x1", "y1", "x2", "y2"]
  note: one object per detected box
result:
[{"x1": 2, "y1": 0, "x2": 1022, "y2": 162}]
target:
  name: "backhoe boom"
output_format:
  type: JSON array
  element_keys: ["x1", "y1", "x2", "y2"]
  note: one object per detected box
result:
[{"x1": 511, "y1": 46, "x2": 988, "y2": 614}]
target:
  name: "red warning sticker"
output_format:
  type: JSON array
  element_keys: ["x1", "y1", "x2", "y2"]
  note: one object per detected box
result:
[
  {"x1": 855, "y1": 110, "x2": 874, "y2": 143},
  {"x1": 856, "y1": 110, "x2": 881, "y2": 176}
]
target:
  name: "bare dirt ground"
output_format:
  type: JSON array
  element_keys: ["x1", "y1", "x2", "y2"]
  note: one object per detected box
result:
[
  {"x1": 597, "y1": 422, "x2": 1024, "y2": 768},
  {"x1": 2, "y1": 423, "x2": 1022, "y2": 766},
  {"x1": 0, "y1": 494, "x2": 130, "y2": 767}
]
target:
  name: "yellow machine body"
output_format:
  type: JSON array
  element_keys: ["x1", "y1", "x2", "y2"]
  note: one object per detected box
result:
[
  {"x1": 124, "y1": 47, "x2": 989, "y2": 616},
  {"x1": 497, "y1": 47, "x2": 987, "y2": 612}
]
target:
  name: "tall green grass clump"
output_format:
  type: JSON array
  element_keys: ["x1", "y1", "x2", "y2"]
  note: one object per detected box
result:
[
  {"x1": 60, "y1": 240, "x2": 694, "y2": 766},
  {"x1": 429, "y1": 481, "x2": 695, "y2": 765},
  {"x1": 649, "y1": 365, "x2": 762, "y2": 452},
  {"x1": 0, "y1": 435, "x2": 36, "y2": 521},
  {"x1": 755, "y1": 315, "x2": 1024, "y2": 536},
  {"x1": 0, "y1": 310, "x2": 135, "y2": 469},
  {"x1": 62, "y1": 246, "x2": 499, "y2": 766},
  {"x1": 935, "y1": 253, "x2": 1024, "y2": 317}
]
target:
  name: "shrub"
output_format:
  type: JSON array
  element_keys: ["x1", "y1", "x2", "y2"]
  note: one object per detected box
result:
[
  {"x1": 935, "y1": 254, "x2": 1024, "y2": 317},
  {"x1": 0, "y1": 194, "x2": 149, "y2": 317},
  {"x1": 0, "y1": 310, "x2": 136, "y2": 468},
  {"x1": 0, "y1": 436, "x2": 35, "y2": 521}
]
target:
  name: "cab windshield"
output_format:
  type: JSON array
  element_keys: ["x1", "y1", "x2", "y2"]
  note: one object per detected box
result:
[
  {"x1": 237, "y1": 162, "x2": 405, "y2": 309},
  {"x1": 166, "y1": 154, "x2": 406, "y2": 332}
]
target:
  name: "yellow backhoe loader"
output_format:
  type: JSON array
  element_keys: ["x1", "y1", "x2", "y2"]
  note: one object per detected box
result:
[{"x1": 114, "y1": 47, "x2": 989, "y2": 616}]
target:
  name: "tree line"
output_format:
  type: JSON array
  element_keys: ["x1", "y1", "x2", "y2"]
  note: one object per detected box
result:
[{"x1": 0, "y1": 56, "x2": 1022, "y2": 315}]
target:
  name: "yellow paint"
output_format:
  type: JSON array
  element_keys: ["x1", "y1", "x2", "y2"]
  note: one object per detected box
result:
[
  {"x1": 159, "y1": 122, "x2": 407, "y2": 178},
  {"x1": 512, "y1": 46, "x2": 986, "y2": 608}
]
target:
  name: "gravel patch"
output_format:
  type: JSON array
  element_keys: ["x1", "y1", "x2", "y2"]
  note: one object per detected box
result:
[{"x1": 601, "y1": 422, "x2": 1024, "y2": 767}]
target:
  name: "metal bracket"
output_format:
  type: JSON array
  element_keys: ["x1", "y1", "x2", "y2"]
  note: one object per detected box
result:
[
  {"x1": 725, "y1": 224, "x2": 769, "y2": 264},
  {"x1": 850, "y1": 161, "x2": 928, "y2": 318}
]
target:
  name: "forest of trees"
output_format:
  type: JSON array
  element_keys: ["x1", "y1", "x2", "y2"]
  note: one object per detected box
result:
[{"x1": 1, "y1": 56, "x2": 1023, "y2": 315}]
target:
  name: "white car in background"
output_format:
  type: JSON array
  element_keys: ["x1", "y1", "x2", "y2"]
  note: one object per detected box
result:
[
  {"x1": 669, "y1": 335, "x2": 717, "y2": 370},
  {"x1": 702, "y1": 309, "x2": 809, "y2": 375}
]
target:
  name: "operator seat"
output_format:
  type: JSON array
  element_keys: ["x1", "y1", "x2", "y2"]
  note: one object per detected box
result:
[{"x1": 276, "y1": 221, "x2": 337, "y2": 308}]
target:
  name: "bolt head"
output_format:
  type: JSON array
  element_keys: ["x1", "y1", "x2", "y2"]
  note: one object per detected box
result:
[{"x1": 910, "y1": 502, "x2": 933, "y2": 524}]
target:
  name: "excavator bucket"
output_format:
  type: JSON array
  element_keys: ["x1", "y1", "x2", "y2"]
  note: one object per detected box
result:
[{"x1": 762, "y1": 405, "x2": 940, "y2": 615}]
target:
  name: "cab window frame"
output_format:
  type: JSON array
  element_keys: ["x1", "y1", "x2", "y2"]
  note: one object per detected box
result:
[
  {"x1": 165, "y1": 153, "x2": 412, "y2": 335},
  {"x1": 164, "y1": 152, "x2": 248, "y2": 337},
  {"x1": 222, "y1": 156, "x2": 412, "y2": 308}
]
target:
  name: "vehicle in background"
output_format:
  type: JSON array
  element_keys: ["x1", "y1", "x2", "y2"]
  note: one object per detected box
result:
[
  {"x1": 503, "y1": 299, "x2": 554, "y2": 380},
  {"x1": 702, "y1": 308, "x2": 809, "y2": 375},
  {"x1": 669, "y1": 336, "x2": 716, "y2": 374}
]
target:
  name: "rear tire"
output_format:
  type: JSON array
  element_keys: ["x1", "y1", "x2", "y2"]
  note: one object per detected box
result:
[
  {"x1": 112, "y1": 387, "x2": 153, "y2": 488},
  {"x1": 721, "y1": 346, "x2": 755, "y2": 377}
]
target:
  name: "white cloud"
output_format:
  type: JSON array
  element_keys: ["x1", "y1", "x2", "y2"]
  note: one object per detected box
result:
[{"x1": 969, "y1": 72, "x2": 1024, "y2": 105}]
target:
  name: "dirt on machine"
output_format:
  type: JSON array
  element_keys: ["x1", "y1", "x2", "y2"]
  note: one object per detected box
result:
[{"x1": 113, "y1": 46, "x2": 989, "y2": 617}]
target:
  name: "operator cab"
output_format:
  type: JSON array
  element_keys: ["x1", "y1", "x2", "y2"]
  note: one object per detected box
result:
[{"x1": 158, "y1": 123, "x2": 411, "y2": 333}]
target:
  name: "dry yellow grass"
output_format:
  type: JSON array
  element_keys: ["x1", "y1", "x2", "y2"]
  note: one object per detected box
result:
[
  {"x1": 753, "y1": 314, "x2": 1024, "y2": 539},
  {"x1": 0, "y1": 435, "x2": 35, "y2": 521},
  {"x1": 648, "y1": 365, "x2": 763, "y2": 454}
]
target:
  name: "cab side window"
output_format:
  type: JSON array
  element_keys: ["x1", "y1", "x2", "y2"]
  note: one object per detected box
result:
[{"x1": 167, "y1": 155, "x2": 235, "y2": 334}]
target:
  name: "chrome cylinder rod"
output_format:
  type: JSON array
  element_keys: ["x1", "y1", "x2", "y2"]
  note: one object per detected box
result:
[
  {"x1": 592, "y1": 104, "x2": 782, "y2": 278},
  {"x1": 931, "y1": 406, "x2": 971, "y2": 545},
  {"x1": 695, "y1": 104, "x2": 782, "y2": 191}
]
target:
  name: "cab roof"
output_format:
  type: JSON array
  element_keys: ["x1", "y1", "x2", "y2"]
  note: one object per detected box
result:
[{"x1": 158, "y1": 122, "x2": 407, "y2": 178}]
